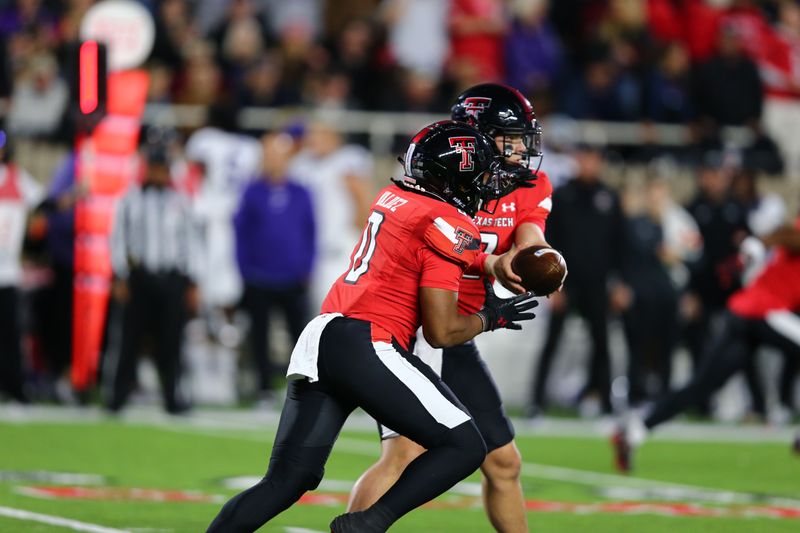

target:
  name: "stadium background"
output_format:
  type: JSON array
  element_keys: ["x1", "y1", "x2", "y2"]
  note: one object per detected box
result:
[{"x1": 1, "y1": 0, "x2": 800, "y2": 531}]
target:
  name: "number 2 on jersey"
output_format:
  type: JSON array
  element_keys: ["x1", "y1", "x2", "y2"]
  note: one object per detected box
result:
[
  {"x1": 463, "y1": 232, "x2": 498, "y2": 280},
  {"x1": 344, "y1": 210, "x2": 385, "y2": 283}
]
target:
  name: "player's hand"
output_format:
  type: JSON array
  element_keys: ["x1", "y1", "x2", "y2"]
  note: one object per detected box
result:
[
  {"x1": 112, "y1": 279, "x2": 130, "y2": 303},
  {"x1": 486, "y1": 249, "x2": 526, "y2": 294},
  {"x1": 609, "y1": 282, "x2": 633, "y2": 313},
  {"x1": 185, "y1": 283, "x2": 200, "y2": 315},
  {"x1": 476, "y1": 279, "x2": 538, "y2": 331}
]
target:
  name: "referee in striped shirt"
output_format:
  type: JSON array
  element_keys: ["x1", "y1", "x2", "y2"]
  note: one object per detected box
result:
[{"x1": 106, "y1": 144, "x2": 198, "y2": 414}]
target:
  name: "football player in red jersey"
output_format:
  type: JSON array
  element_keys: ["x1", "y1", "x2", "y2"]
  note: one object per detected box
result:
[
  {"x1": 612, "y1": 214, "x2": 800, "y2": 472},
  {"x1": 206, "y1": 120, "x2": 540, "y2": 533},
  {"x1": 347, "y1": 84, "x2": 557, "y2": 533}
]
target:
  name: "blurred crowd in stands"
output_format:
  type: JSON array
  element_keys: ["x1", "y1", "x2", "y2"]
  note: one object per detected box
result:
[
  {"x1": 2, "y1": 0, "x2": 800, "y2": 171},
  {"x1": 0, "y1": 0, "x2": 799, "y2": 423}
]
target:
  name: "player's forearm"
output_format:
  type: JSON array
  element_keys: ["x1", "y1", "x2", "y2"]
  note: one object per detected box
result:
[
  {"x1": 422, "y1": 314, "x2": 485, "y2": 348},
  {"x1": 762, "y1": 226, "x2": 800, "y2": 252}
]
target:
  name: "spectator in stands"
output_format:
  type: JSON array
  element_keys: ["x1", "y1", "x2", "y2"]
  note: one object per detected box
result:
[
  {"x1": 0, "y1": 135, "x2": 43, "y2": 403},
  {"x1": 273, "y1": 19, "x2": 322, "y2": 104},
  {"x1": 760, "y1": 0, "x2": 800, "y2": 182},
  {"x1": 528, "y1": 144, "x2": 627, "y2": 417},
  {"x1": 303, "y1": 67, "x2": 356, "y2": 111},
  {"x1": 384, "y1": 68, "x2": 450, "y2": 113},
  {"x1": 174, "y1": 40, "x2": 222, "y2": 106},
  {"x1": 692, "y1": 22, "x2": 763, "y2": 129},
  {"x1": 149, "y1": 0, "x2": 196, "y2": 70},
  {"x1": 234, "y1": 131, "x2": 315, "y2": 404},
  {"x1": 327, "y1": 17, "x2": 379, "y2": 110},
  {"x1": 288, "y1": 113, "x2": 373, "y2": 312},
  {"x1": 218, "y1": 9, "x2": 266, "y2": 94},
  {"x1": 381, "y1": 0, "x2": 449, "y2": 79},
  {"x1": 719, "y1": 0, "x2": 774, "y2": 63},
  {"x1": 262, "y1": 0, "x2": 323, "y2": 42},
  {"x1": 6, "y1": 53, "x2": 68, "y2": 140},
  {"x1": 645, "y1": 42, "x2": 694, "y2": 124},
  {"x1": 323, "y1": 0, "x2": 380, "y2": 40},
  {"x1": 0, "y1": 0, "x2": 59, "y2": 45},
  {"x1": 646, "y1": 0, "x2": 722, "y2": 64},
  {"x1": 107, "y1": 143, "x2": 198, "y2": 415},
  {"x1": 504, "y1": 0, "x2": 563, "y2": 101},
  {"x1": 559, "y1": 43, "x2": 641, "y2": 122},
  {"x1": 209, "y1": 0, "x2": 270, "y2": 65},
  {"x1": 237, "y1": 53, "x2": 290, "y2": 109},
  {"x1": 145, "y1": 61, "x2": 176, "y2": 105},
  {"x1": 448, "y1": 0, "x2": 508, "y2": 85}
]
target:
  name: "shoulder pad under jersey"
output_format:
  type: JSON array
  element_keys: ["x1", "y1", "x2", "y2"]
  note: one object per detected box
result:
[{"x1": 423, "y1": 215, "x2": 481, "y2": 269}]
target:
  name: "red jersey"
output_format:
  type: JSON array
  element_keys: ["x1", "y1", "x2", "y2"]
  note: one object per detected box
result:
[
  {"x1": 728, "y1": 216, "x2": 800, "y2": 319},
  {"x1": 458, "y1": 172, "x2": 553, "y2": 314},
  {"x1": 321, "y1": 184, "x2": 481, "y2": 349}
]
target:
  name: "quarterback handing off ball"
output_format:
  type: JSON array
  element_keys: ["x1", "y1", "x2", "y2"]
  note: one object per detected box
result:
[{"x1": 511, "y1": 246, "x2": 568, "y2": 296}]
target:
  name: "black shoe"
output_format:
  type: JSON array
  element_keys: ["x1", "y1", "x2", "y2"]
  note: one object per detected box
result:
[
  {"x1": 793, "y1": 432, "x2": 800, "y2": 455},
  {"x1": 611, "y1": 426, "x2": 632, "y2": 474},
  {"x1": 330, "y1": 512, "x2": 377, "y2": 533}
]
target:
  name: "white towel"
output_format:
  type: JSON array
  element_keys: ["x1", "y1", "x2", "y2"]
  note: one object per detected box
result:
[
  {"x1": 286, "y1": 313, "x2": 343, "y2": 382},
  {"x1": 414, "y1": 327, "x2": 444, "y2": 376}
]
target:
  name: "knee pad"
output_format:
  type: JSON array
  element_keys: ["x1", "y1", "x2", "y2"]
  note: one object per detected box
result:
[
  {"x1": 447, "y1": 421, "x2": 487, "y2": 469},
  {"x1": 267, "y1": 445, "x2": 327, "y2": 492}
]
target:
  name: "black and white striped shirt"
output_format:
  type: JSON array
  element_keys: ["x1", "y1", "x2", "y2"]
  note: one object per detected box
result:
[{"x1": 110, "y1": 185, "x2": 198, "y2": 280}]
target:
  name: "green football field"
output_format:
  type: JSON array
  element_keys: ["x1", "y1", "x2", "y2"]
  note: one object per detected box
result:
[{"x1": 1, "y1": 406, "x2": 799, "y2": 532}]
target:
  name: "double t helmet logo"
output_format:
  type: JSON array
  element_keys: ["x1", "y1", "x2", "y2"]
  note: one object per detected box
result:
[
  {"x1": 448, "y1": 137, "x2": 477, "y2": 171},
  {"x1": 463, "y1": 97, "x2": 492, "y2": 118}
]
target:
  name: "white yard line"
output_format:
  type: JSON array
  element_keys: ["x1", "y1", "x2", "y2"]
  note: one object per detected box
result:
[{"x1": 0, "y1": 506, "x2": 129, "y2": 533}]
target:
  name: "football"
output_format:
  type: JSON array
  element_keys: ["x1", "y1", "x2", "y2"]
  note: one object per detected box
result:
[{"x1": 511, "y1": 245, "x2": 568, "y2": 296}]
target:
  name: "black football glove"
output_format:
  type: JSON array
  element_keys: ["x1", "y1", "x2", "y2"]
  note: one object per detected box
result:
[{"x1": 475, "y1": 279, "x2": 539, "y2": 332}]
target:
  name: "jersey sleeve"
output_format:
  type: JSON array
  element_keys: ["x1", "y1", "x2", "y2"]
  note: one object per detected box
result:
[
  {"x1": 422, "y1": 214, "x2": 481, "y2": 270},
  {"x1": 516, "y1": 172, "x2": 553, "y2": 233},
  {"x1": 419, "y1": 246, "x2": 464, "y2": 291}
]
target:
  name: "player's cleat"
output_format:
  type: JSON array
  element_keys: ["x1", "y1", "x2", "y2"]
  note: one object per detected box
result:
[
  {"x1": 793, "y1": 431, "x2": 800, "y2": 455},
  {"x1": 611, "y1": 427, "x2": 632, "y2": 473},
  {"x1": 330, "y1": 507, "x2": 394, "y2": 533},
  {"x1": 330, "y1": 512, "x2": 368, "y2": 532}
]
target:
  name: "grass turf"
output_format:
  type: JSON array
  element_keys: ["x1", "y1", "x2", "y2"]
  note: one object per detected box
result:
[{"x1": 1, "y1": 414, "x2": 799, "y2": 532}]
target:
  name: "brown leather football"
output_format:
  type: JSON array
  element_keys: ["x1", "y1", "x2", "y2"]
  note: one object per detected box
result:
[{"x1": 511, "y1": 245, "x2": 567, "y2": 296}]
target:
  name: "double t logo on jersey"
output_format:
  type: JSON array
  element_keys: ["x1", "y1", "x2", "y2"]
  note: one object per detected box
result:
[
  {"x1": 452, "y1": 227, "x2": 473, "y2": 254},
  {"x1": 448, "y1": 137, "x2": 476, "y2": 171}
]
